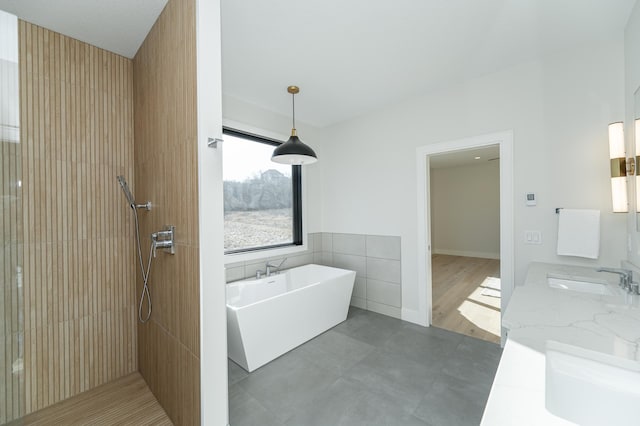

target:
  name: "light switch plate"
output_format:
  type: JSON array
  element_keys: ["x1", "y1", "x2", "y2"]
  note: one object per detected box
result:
[{"x1": 525, "y1": 230, "x2": 542, "y2": 245}]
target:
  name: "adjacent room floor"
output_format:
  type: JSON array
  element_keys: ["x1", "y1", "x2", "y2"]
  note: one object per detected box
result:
[
  {"x1": 228, "y1": 307, "x2": 502, "y2": 426},
  {"x1": 431, "y1": 254, "x2": 501, "y2": 344},
  {"x1": 11, "y1": 373, "x2": 172, "y2": 426}
]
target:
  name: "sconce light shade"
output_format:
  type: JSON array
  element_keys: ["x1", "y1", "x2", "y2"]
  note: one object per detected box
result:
[
  {"x1": 636, "y1": 119, "x2": 640, "y2": 212},
  {"x1": 272, "y1": 86, "x2": 318, "y2": 165},
  {"x1": 608, "y1": 122, "x2": 627, "y2": 213}
]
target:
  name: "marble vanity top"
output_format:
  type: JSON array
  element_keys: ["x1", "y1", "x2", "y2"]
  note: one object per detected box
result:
[
  {"x1": 481, "y1": 262, "x2": 640, "y2": 425},
  {"x1": 504, "y1": 262, "x2": 640, "y2": 360}
]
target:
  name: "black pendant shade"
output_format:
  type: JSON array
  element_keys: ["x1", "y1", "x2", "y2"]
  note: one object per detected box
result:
[
  {"x1": 272, "y1": 134, "x2": 318, "y2": 165},
  {"x1": 271, "y1": 85, "x2": 318, "y2": 165}
]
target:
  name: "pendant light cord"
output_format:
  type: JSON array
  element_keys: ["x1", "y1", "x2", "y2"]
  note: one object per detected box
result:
[{"x1": 292, "y1": 92, "x2": 296, "y2": 129}]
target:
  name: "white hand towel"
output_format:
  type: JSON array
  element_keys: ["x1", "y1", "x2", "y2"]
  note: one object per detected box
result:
[{"x1": 556, "y1": 209, "x2": 600, "y2": 259}]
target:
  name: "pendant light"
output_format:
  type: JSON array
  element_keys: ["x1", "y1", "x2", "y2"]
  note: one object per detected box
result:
[{"x1": 271, "y1": 86, "x2": 318, "y2": 165}]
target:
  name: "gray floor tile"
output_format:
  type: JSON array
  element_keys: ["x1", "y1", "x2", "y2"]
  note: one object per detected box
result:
[
  {"x1": 229, "y1": 383, "x2": 283, "y2": 426},
  {"x1": 296, "y1": 329, "x2": 376, "y2": 375},
  {"x1": 344, "y1": 348, "x2": 439, "y2": 412},
  {"x1": 228, "y1": 359, "x2": 249, "y2": 386},
  {"x1": 237, "y1": 351, "x2": 340, "y2": 423},
  {"x1": 413, "y1": 372, "x2": 491, "y2": 426},
  {"x1": 285, "y1": 377, "x2": 429, "y2": 426},
  {"x1": 381, "y1": 325, "x2": 463, "y2": 368},
  {"x1": 333, "y1": 308, "x2": 403, "y2": 346},
  {"x1": 228, "y1": 307, "x2": 502, "y2": 426},
  {"x1": 441, "y1": 336, "x2": 502, "y2": 389}
]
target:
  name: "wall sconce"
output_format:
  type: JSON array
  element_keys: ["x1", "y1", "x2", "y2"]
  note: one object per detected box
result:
[
  {"x1": 608, "y1": 122, "x2": 632, "y2": 213},
  {"x1": 636, "y1": 118, "x2": 640, "y2": 213}
]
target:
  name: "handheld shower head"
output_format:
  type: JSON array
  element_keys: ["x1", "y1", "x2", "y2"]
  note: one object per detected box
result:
[{"x1": 117, "y1": 175, "x2": 136, "y2": 208}]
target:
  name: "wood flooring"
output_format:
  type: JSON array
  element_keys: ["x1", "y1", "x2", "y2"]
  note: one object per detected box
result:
[
  {"x1": 432, "y1": 254, "x2": 501, "y2": 344},
  {"x1": 8, "y1": 373, "x2": 172, "y2": 426}
]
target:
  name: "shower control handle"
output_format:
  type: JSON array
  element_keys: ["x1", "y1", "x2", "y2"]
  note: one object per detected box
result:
[{"x1": 151, "y1": 225, "x2": 176, "y2": 257}]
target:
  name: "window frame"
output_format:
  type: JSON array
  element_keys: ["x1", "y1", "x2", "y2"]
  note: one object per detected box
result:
[{"x1": 222, "y1": 127, "x2": 303, "y2": 255}]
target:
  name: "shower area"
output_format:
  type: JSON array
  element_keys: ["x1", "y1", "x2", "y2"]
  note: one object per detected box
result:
[{"x1": 0, "y1": 0, "x2": 205, "y2": 423}]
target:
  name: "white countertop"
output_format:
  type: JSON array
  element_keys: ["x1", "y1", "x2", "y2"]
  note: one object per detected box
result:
[{"x1": 481, "y1": 262, "x2": 640, "y2": 425}]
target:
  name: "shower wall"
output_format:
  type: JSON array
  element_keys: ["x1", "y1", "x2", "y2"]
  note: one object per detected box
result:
[
  {"x1": 18, "y1": 21, "x2": 136, "y2": 416},
  {"x1": 133, "y1": 0, "x2": 201, "y2": 424}
]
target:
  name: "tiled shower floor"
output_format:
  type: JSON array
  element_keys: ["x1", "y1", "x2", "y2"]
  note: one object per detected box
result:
[{"x1": 228, "y1": 307, "x2": 502, "y2": 426}]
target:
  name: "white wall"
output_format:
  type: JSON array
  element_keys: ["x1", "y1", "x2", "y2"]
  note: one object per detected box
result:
[
  {"x1": 431, "y1": 161, "x2": 500, "y2": 259},
  {"x1": 318, "y1": 40, "x2": 627, "y2": 317},
  {"x1": 196, "y1": 0, "x2": 227, "y2": 424},
  {"x1": 625, "y1": 1, "x2": 640, "y2": 267}
]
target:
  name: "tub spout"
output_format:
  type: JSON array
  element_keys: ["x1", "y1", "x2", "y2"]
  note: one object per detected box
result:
[{"x1": 266, "y1": 258, "x2": 287, "y2": 277}]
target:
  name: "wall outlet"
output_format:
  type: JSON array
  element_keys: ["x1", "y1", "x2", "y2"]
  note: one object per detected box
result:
[{"x1": 524, "y1": 230, "x2": 542, "y2": 245}]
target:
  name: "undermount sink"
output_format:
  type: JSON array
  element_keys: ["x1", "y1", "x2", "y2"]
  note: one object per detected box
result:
[
  {"x1": 545, "y1": 341, "x2": 640, "y2": 426},
  {"x1": 547, "y1": 274, "x2": 612, "y2": 295}
]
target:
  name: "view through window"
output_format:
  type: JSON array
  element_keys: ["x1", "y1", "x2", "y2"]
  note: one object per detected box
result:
[{"x1": 223, "y1": 129, "x2": 301, "y2": 253}]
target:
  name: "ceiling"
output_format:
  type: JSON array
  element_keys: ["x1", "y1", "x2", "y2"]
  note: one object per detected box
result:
[
  {"x1": 430, "y1": 145, "x2": 500, "y2": 169},
  {"x1": 0, "y1": 0, "x2": 167, "y2": 58},
  {"x1": 0, "y1": 0, "x2": 636, "y2": 126}
]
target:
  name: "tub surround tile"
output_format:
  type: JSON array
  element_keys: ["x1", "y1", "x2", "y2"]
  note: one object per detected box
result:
[
  {"x1": 225, "y1": 266, "x2": 244, "y2": 283},
  {"x1": 353, "y1": 277, "x2": 367, "y2": 299},
  {"x1": 367, "y1": 258, "x2": 401, "y2": 284},
  {"x1": 333, "y1": 253, "x2": 367, "y2": 277},
  {"x1": 366, "y1": 235, "x2": 401, "y2": 260},
  {"x1": 333, "y1": 233, "x2": 367, "y2": 256},
  {"x1": 367, "y1": 279, "x2": 401, "y2": 307},
  {"x1": 312, "y1": 232, "x2": 323, "y2": 252},
  {"x1": 350, "y1": 296, "x2": 367, "y2": 310},
  {"x1": 322, "y1": 233, "x2": 334, "y2": 252},
  {"x1": 282, "y1": 253, "x2": 314, "y2": 269},
  {"x1": 320, "y1": 251, "x2": 333, "y2": 266}
]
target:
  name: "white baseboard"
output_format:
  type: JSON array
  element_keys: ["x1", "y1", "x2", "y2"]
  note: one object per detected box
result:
[
  {"x1": 401, "y1": 307, "x2": 428, "y2": 326},
  {"x1": 432, "y1": 248, "x2": 500, "y2": 260}
]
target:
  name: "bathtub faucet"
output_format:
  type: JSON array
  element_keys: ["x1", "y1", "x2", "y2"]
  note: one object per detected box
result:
[{"x1": 266, "y1": 258, "x2": 287, "y2": 277}]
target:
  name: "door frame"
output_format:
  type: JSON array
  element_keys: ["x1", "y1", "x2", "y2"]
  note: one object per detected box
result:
[{"x1": 415, "y1": 130, "x2": 514, "y2": 344}]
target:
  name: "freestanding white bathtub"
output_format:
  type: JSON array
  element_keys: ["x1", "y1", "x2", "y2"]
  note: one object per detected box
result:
[{"x1": 226, "y1": 264, "x2": 356, "y2": 372}]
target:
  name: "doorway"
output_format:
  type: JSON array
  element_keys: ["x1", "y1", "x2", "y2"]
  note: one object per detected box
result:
[
  {"x1": 429, "y1": 145, "x2": 501, "y2": 343},
  {"x1": 415, "y1": 131, "x2": 514, "y2": 345}
]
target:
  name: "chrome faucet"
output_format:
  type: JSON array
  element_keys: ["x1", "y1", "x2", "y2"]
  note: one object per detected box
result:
[
  {"x1": 596, "y1": 267, "x2": 635, "y2": 293},
  {"x1": 266, "y1": 258, "x2": 287, "y2": 277}
]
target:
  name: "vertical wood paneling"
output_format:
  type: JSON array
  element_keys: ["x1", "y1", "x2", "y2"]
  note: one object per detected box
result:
[
  {"x1": 134, "y1": 0, "x2": 200, "y2": 424},
  {"x1": 16, "y1": 21, "x2": 137, "y2": 419}
]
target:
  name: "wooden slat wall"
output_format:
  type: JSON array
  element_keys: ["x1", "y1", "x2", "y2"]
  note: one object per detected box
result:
[
  {"x1": 133, "y1": 0, "x2": 201, "y2": 424},
  {"x1": 17, "y1": 21, "x2": 137, "y2": 418}
]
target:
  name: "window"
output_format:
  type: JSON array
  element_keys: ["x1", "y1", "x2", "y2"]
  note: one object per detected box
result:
[{"x1": 223, "y1": 128, "x2": 302, "y2": 254}]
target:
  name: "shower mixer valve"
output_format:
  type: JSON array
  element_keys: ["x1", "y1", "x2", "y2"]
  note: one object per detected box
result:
[{"x1": 152, "y1": 225, "x2": 176, "y2": 257}]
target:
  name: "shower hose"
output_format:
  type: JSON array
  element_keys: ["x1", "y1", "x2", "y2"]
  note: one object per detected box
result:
[{"x1": 132, "y1": 205, "x2": 154, "y2": 323}]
